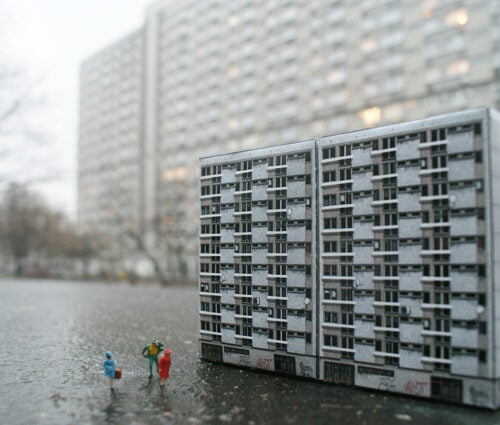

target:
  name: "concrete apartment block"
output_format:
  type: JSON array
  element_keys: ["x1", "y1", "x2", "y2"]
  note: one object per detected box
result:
[{"x1": 200, "y1": 108, "x2": 500, "y2": 409}]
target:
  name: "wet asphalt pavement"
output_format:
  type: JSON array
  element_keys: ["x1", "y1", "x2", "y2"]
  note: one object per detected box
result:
[{"x1": 0, "y1": 279, "x2": 499, "y2": 425}]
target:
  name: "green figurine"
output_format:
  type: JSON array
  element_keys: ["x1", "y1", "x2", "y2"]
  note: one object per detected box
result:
[{"x1": 142, "y1": 337, "x2": 164, "y2": 378}]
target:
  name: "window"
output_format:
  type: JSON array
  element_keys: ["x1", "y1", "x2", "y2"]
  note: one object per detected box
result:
[
  {"x1": 339, "y1": 192, "x2": 352, "y2": 204},
  {"x1": 384, "y1": 290, "x2": 398, "y2": 303},
  {"x1": 431, "y1": 128, "x2": 447, "y2": 141},
  {"x1": 324, "y1": 265, "x2": 337, "y2": 275},
  {"x1": 341, "y1": 337, "x2": 353, "y2": 349},
  {"x1": 341, "y1": 265, "x2": 353, "y2": 276},
  {"x1": 324, "y1": 217, "x2": 337, "y2": 229},
  {"x1": 269, "y1": 198, "x2": 287, "y2": 210},
  {"x1": 432, "y1": 183, "x2": 448, "y2": 196},
  {"x1": 340, "y1": 240, "x2": 352, "y2": 253},
  {"x1": 433, "y1": 238, "x2": 449, "y2": 250},
  {"x1": 341, "y1": 289, "x2": 353, "y2": 301},
  {"x1": 323, "y1": 170, "x2": 336, "y2": 183},
  {"x1": 432, "y1": 155, "x2": 447, "y2": 169},
  {"x1": 339, "y1": 145, "x2": 351, "y2": 156},
  {"x1": 324, "y1": 289, "x2": 337, "y2": 300},
  {"x1": 341, "y1": 312, "x2": 353, "y2": 325},
  {"x1": 435, "y1": 319, "x2": 450, "y2": 332},
  {"x1": 384, "y1": 239, "x2": 397, "y2": 251},
  {"x1": 324, "y1": 241, "x2": 337, "y2": 252},
  {"x1": 276, "y1": 308, "x2": 287, "y2": 320},
  {"x1": 323, "y1": 194, "x2": 336, "y2": 206},
  {"x1": 384, "y1": 213, "x2": 398, "y2": 226},
  {"x1": 323, "y1": 147, "x2": 336, "y2": 159},
  {"x1": 383, "y1": 188, "x2": 397, "y2": 200},
  {"x1": 276, "y1": 287, "x2": 287, "y2": 298},
  {"x1": 339, "y1": 168, "x2": 351, "y2": 181},
  {"x1": 324, "y1": 334, "x2": 338, "y2": 346},
  {"x1": 242, "y1": 222, "x2": 251, "y2": 232},
  {"x1": 340, "y1": 216, "x2": 352, "y2": 228},
  {"x1": 276, "y1": 329, "x2": 287, "y2": 341},
  {"x1": 382, "y1": 162, "x2": 396, "y2": 175},
  {"x1": 435, "y1": 343, "x2": 450, "y2": 359},
  {"x1": 385, "y1": 341, "x2": 399, "y2": 354},
  {"x1": 324, "y1": 312, "x2": 338, "y2": 323},
  {"x1": 276, "y1": 155, "x2": 287, "y2": 166},
  {"x1": 381, "y1": 137, "x2": 395, "y2": 149}
]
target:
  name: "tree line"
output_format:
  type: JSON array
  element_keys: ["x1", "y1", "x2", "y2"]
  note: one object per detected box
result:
[{"x1": 0, "y1": 183, "x2": 99, "y2": 278}]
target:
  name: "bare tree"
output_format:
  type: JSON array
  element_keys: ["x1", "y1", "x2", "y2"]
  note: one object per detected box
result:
[
  {"x1": 0, "y1": 6, "x2": 60, "y2": 190},
  {"x1": 0, "y1": 183, "x2": 100, "y2": 277},
  {"x1": 107, "y1": 203, "x2": 169, "y2": 286}
]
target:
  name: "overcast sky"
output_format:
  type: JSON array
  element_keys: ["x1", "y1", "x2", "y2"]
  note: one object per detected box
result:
[{"x1": 2, "y1": 0, "x2": 153, "y2": 218}]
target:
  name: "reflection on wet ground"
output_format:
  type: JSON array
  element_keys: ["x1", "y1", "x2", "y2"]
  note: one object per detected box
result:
[{"x1": 0, "y1": 279, "x2": 498, "y2": 425}]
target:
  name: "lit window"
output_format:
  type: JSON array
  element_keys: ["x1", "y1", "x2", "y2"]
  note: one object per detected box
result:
[
  {"x1": 447, "y1": 59, "x2": 469, "y2": 77},
  {"x1": 311, "y1": 55, "x2": 324, "y2": 68},
  {"x1": 227, "y1": 118, "x2": 240, "y2": 130},
  {"x1": 422, "y1": 9, "x2": 432, "y2": 19},
  {"x1": 227, "y1": 66, "x2": 240, "y2": 79},
  {"x1": 445, "y1": 8, "x2": 468, "y2": 27},
  {"x1": 361, "y1": 37, "x2": 377, "y2": 53},
  {"x1": 359, "y1": 107, "x2": 381, "y2": 127},
  {"x1": 328, "y1": 70, "x2": 345, "y2": 84},
  {"x1": 163, "y1": 166, "x2": 187, "y2": 182},
  {"x1": 227, "y1": 15, "x2": 239, "y2": 26}
]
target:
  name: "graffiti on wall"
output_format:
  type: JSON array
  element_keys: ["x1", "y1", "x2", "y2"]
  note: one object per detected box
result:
[
  {"x1": 377, "y1": 377, "x2": 396, "y2": 391},
  {"x1": 299, "y1": 362, "x2": 313, "y2": 378},
  {"x1": 403, "y1": 380, "x2": 428, "y2": 396},
  {"x1": 469, "y1": 386, "x2": 489, "y2": 406},
  {"x1": 257, "y1": 357, "x2": 272, "y2": 369},
  {"x1": 238, "y1": 355, "x2": 251, "y2": 367}
]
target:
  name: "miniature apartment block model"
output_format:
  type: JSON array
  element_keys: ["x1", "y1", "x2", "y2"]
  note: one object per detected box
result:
[{"x1": 199, "y1": 108, "x2": 500, "y2": 408}]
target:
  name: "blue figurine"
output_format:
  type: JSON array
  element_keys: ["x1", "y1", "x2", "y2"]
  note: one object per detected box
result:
[{"x1": 103, "y1": 351, "x2": 116, "y2": 389}]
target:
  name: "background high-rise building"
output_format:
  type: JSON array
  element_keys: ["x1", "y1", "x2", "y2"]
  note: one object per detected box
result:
[
  {"x1": 79, "y1": 0, "x2": 500, "y2": 281},
  {"x1": 78, "y1": 29, "x2": 144, "y2": 268}
]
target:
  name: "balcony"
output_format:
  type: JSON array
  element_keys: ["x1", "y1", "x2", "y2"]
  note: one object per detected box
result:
[
  {"x1": 373, "y1": 351, "x2": 400, "y2": 359},
  {"x1": 421, "y1": 356, "x2": 451, "y2": 365},
  {"x1": 321, "y1": 346, "x2": 355, "y2": 354},
  {"x1": 371, "y1": 147, "x2": 397, "y2": 156},
  {"x1": 321, "y1": 155, "x2": 353, "y2": 164},
  {"x1": 321, "y1": 179, "x2": 353, "y2": 188}
]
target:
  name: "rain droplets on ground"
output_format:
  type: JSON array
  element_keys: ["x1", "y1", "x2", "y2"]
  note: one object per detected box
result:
[{"x1": 0, "y1": 279, "x2": 499, "y2": 425}]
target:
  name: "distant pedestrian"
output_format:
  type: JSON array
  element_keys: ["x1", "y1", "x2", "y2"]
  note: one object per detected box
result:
[
  {"x1": 103, "y1": 351, "x2": 116, "y2": 389},
  {"x1": 159, "y1": 349, "x2": 172, "y2": 387},
  {"x1": 142, "y1": 338, "x2": 164, "y2": 378}
]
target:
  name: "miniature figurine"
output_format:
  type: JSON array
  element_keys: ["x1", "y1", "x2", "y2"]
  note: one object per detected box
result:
[
  {"x1": 103, "y1": 351, "x2": 116, "y2": 389},
  {"x1": 142, "y1": 337, "x2": 164, "y2": 378},
  {"x1": 158, "y1": 349, "x2": 172, "y2": 387}
]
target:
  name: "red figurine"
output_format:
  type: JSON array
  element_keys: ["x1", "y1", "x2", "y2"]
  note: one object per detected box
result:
[{"x1": 158, "y1": 349, "x2": 172, "y2": 387}]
